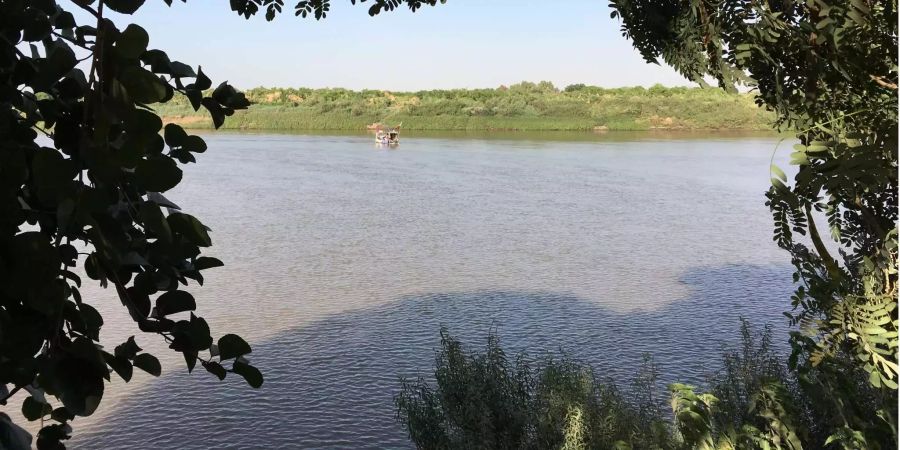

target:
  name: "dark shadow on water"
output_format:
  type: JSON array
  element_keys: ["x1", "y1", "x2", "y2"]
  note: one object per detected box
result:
[{"x1": 75, "y1": 264, "x2": 794, "y2": 449}]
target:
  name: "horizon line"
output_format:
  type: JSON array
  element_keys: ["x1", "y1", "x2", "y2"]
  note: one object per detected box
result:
[{"x1": 231, "y1": 82, "x2": 720, "y2": 92}]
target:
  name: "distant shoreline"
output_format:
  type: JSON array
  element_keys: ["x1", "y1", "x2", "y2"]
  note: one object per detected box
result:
[
  {"x1": 181, "y1": 129, "x2": 786, "y2": 145},
  {"x1": 157, "y1": 83, "x2": 775, "y2": 132},
  {"x1": 161, "y1": 115, "x2": 775, "y2": 132}
]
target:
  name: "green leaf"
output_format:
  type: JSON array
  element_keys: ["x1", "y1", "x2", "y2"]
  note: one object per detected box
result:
[
  {"x1": 46, "y1": 338, "x2": 107, "y2": 416},
  {"x1": 135, "y1": 155, "x2": 183, "y2": 192},
  {"x1": 156, "y1": 290, "x2": 196, "y2": 316},
  {"x1": 119, "y1": 66, "x2": 167, "y2": 104},
  {"x1": 789, "y1": 151, "x2": 809, "y2": 165},
  {"x1": 33, "y1": 40, "x2": 77, "y2": 90},
  {"x1": 58, "y1": 244, "x2": 78, "y2": 266},
  {"x1": 22, "y1": 8, "x2": 52, "y2": 42},
  {"x1": 186, "y1": 89, "x2": 203, "y2": 111},
  {"x1": 184, "y1": 351, "x2": 198, "y2": 372},
  {"x1": 104, "y1": 0, "x2": 147, "y2": 14},
  {"x1": 202, "y1": 361, "x2": 227, "y2": 380},
  {"x1": 125, "y1": 286, "x2": 152, "y2": 320},
  {"x1": 193, "y1": 256, "x2": 224, "y2": 271},
  {"x1": 140, "y1": 201, "x2": 172, "y2": 243},
  {"x1": 869, "y1": 369, "x2": 882, "y2": 387},
  {"x1": 167, "y1": 213, "x2": 212, "y2": 247},
  {"x1": 850, "y1": 0, "x2": 871, "y2": 13},
  {"x1": 103, "y1": 352, "x2": 134, "y2": 382},
  {"x1": 218, "y1": 334, "x2": 252, "y2": 360},
  {"x1": 806, "y1": 144, "x2": 829, "y2": 153},
  {"x1": 127, "y1": 107, "x2": 163, "y2": 137},
  {"x1": 164, "y1": 123, "x2": 188, "y2": 147},
  {"x1": 847, "y1": 9, "x2": 867, "y2": 25},
  {"x1": 183, "y1": 135, "x2": 208, "y2": 153},
  {"x1": 771, "y1": 164, "x2": 787, "y2": 182},
  {"x1": 133, "y1": 353, "x2": 162, "y2": 376},
  {"x1": 194, "y1": 67, "x2": 212, "y2": 90},
  {"x1": 22, "y1": 396, "x2": 51, "y2": 421},
  {"x1": 54, "y1": 11, "x2": 76, "y2": 29},
  {"x1": 233, "y1": 361, "x2": 263, "y2": 388},
  {"x1": 143, "y1": 49, "x2": 172, "y2": 73},
  {"x1": 816, "y1": 18, "x2": 834, "y2": 29},
  {"x1": 201, "y1": 97, "x2": 226, "y2": 128},
  {"x1": 50, "y1": 407, "x2": 74, "y2": 423},
  {"x1": 79, "y1": 303, "x2": 104, "y2": 340},
  {"x1": 169, "y1": 61, "x2": 196, "y2": 78},
  {"x1": 771, "y1": 177, "x2": 787, "y2": 190},
  {"x1": 116, "y1": 24, "x2": 149, "y2": 58},
  {"x1": 114, "y1": 336, "x2": 142, "y2": 360},
  {"x1": 170, "y1": 314, "x2": 213, "y2": 353}
]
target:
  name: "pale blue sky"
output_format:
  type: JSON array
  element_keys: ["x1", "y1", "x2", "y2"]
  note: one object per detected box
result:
[{"x1": 120, "y1": 0, "x2": 693, "y2": 91}]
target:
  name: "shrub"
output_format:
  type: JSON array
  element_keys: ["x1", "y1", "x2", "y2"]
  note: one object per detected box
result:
[{"x1": 395, "y1": 328, "x2": 674, "y2": 450}]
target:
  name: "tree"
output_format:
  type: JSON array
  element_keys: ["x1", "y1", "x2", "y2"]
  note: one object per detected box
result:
[
  {"x1": 0, "y1": 0, "x2": 444, "y2": 448},
  {"x1": 608, "y1": 0, "x2": 897, "y2": 446}
]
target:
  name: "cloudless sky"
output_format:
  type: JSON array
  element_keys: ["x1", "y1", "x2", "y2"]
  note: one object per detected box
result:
[{"x1": 121, "y1": 0, "x2": 694, "y2": 91}]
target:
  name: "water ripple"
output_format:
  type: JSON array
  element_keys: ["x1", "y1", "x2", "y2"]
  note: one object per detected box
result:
[{"x1": 75, "y1": 264, "x2": 793, "y2": 449}]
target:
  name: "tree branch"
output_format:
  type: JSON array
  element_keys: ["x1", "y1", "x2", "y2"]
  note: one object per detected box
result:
[
  {"x1": 0, "y1": 385, "x2": 23, "y2": 405},
  {"x1": 52, "y1": 31, "x2": 93, "y2": 51},
  {"x1": 68, "y1": 0, "x2": 100, "y2": 19},
  {"x1": 870, "y1": 75, "x2": 898, "y2": 90}
]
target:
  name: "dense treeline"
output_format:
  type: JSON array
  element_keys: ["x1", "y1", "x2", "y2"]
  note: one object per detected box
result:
[{"x1": 156, "y1": 82, "x2": 774, "y2": 131}]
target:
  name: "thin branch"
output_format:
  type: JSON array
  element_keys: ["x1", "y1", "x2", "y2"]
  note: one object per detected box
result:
[
  {"x1": 51, "y1": 31, "x2": 93, "y2": 51},
  {"x1": 870, "y1": 75, "x2": 898, "y2": 90},
  {"x1": 68, "y1": 0, "x2": 100, "y2": 19},
  {"x1": 0, "y1": 385, "x2": 23, "y2": 405},
  {"x1": 0, "y1": 34, "x2": 28, "y2": 60},
  {"x1": 34, "y1": 125, "x2": 54, "y2": 139}
]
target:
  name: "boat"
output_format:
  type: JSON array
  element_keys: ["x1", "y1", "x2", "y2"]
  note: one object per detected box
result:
[{"x1": 373, "y1": 122, "x2": 401, "y2": 145}]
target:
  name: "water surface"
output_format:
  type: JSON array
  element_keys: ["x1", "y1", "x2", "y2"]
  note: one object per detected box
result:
[{"x1": 69, "y1": 131, "x2": 795, "y2": 449}]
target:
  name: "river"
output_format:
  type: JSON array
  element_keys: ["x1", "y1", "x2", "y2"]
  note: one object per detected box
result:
[{"x1": 69, "y1": 131, "x2": 796, "y2": 449}]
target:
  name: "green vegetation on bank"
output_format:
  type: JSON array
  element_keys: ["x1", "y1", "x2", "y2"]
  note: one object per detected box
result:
[
  {"x1": 156, "y1": 82, "x2": 775, "y2": 131},
  {"x1": 397, "y1": 322, "x2": 892, "y2": 449}
]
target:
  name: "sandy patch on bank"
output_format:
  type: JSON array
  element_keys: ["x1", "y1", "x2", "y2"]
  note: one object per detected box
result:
[{"x1": 161, "y1": 115, "x2": 209, "y2": 127}]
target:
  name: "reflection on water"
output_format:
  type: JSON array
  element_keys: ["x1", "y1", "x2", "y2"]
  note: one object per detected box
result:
[{"x1": 59, "y1": 132, "x2": 795, "y2": 448}]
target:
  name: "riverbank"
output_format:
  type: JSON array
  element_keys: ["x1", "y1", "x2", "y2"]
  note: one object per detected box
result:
[{"x1": 158, "y1": 83, "x2": 775, "y2": 131}]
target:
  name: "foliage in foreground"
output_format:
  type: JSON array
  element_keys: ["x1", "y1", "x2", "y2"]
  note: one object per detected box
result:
[
  {"x1": 397, "y1": 322, "x2": 893, "y2": 449},
  {"x1": 607, "y1": 0, "x2": 898, "y2": 447},
  {"x1": 156, "y1": 83, "x2": 774, "y2": 131},
  {"x1": 0, "y1": 1, "x2": 268, "y2": 448},
  {"x1": 396, "y1": 328, "x2": 672, "y2": 450}
]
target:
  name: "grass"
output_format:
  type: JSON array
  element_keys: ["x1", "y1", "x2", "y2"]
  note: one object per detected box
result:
[{"x1": 156, "y1": 82, "x2": 776, "y2": 131}]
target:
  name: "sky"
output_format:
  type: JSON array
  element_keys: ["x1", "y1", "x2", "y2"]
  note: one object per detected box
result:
[{"x1": 117, "y1": 0, "x2": 695, "y2": 91}]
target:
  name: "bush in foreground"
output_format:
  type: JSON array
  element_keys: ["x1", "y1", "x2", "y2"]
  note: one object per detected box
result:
[
  {"x1": 396, "y1": 320, "x2": 895, "y2": 449},
  {"x1": 395, "y1": 328, "x2": 672, "y2": 449}
]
